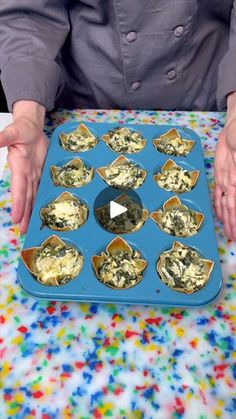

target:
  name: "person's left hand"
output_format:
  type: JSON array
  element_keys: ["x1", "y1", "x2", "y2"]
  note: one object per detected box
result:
[{"x1": 214, "y1": 118, "x2": 236, "y2": 240}]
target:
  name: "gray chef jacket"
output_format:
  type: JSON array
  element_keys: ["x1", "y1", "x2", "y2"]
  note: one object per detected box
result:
[{"x1": 0, "y1": 1, "x2": 235, "y2": 112}]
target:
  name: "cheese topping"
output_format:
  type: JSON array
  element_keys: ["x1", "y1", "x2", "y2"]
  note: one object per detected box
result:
[
  {"x1": 155, "y1": 137, "x2": 191, "y2": 156},
  {"x1": 156, "y1": 166, "x2": 193, "y2": 193},
  {"x1": 53, "y1": 164, "x2": 93, "y2": 187},
  {"x1": 104, "y1": 161, "x2": 145, "y2": 189},
  {"x1": 41, "y1": 200, "x2": 87, "y2": 230},
  {"x1": 34, "y1": 243, "x2": 83, "y2": 285},
  {"x1": 159, "y1": 207, "x2": 199, "y2": 237},
  {"x1": 98, "y1": 250, "x2": 143, "y2": 289},
  {"x1": 105, "y1": 127, "x2": 145, "y2": 153},
  {"x1": 60, "y1": 127, "x2": 97, "y2": 151},
  {"x1": 158, "y1": 244, "x2": 211, "y2": 293}
]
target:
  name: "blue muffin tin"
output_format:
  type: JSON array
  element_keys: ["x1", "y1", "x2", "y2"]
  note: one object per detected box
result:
[{"x1": 17, "y1": 122, "x2": 222, "y2": 306}]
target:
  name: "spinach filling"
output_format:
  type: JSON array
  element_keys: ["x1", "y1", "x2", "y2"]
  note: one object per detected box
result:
[
  {"x1": 104, "y1": 161, "x2": 145, "y2": 188},
  {"x1": 98, "y1": 250, "x2": 142, "y2": 289},
  {"x1": 160, "y1": 207, "x2": 199, "y2": 237},
  {"x1": 41, "y1": 200, "x2": 87, "y2": 230},
  {"x1": 159, "y1": 245, "x2": 209, "y2": 293},
  {"x1": 106, "y1": 127, "x2": 145, "y2": 153},
  {"x1": 54, "y1": 164, "x2": 92, "y2": 187},
  {"x1": 157, "y1": 166, "x2": 193, "y2": 193},
  {"x1": 155, "y1": 137, "x2": 190, "y2": 156},
  {"x1": 34, "y1": 243, "x2": 83, "y2": 285},
  {"x1": 61, "y1": 128, "x2": 97, "y2": 151}
]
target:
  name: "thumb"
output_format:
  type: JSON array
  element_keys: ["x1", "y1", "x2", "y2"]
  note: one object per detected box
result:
[{"x1": 0, "y1": 124, "x2": 19, "y2": 148}]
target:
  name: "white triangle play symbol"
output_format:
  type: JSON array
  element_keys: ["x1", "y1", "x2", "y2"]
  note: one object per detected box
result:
[{"x1": 110, "y1": 201, "x2": 127, "y2": 219}]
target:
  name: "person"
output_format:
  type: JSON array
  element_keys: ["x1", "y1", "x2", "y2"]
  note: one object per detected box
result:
[{"x1": 0, "y1": 1, "x2": 236, "y2": 238}]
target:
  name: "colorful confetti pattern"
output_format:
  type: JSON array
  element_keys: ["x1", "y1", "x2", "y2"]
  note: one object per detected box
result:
[{"x1": 0, "y1": 110, "x2": 235, "y2": 418}]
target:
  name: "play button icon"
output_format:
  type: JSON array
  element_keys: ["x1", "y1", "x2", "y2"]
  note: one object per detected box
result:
[
  {"x1": 110, "y1": 200, "x2": 127, "y2": 218},
  {"x1": 94, "y1": 188, "x2": 147, "y2": 234}
]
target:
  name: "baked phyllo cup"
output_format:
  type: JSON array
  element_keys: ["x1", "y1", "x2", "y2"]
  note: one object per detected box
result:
[
  {"x1": 95, "y1": 193, "x2": 148, "y2": 234},
  {"x1": 40, "y1": 192, "x2": 88, "y2": 231},
  {"x1": 153, "y1": 159, "x2": 200, "y2": 193},
  {"x1": 51, "y1": 158, "x2": 94, "y2": 188},
  {"x1": 96, "y1": 155, "x2": 147, "y2": 189},
  {"x1": 157, "y1": 241, "x2": 214, "y2": 294},
  {"x1": 91, "y1": 236, "x2": 147, "y2": 290},
  {"x1": 21, "y1": 235, "x2": 84, "y2": 286},
  {"x1": 153, "y1": 128, "x2": 195, "y2": 156},
  {"x1": 59, "y1": 123, "x2": 98, "y2": 152},
  {"x1": 150, "y1": 196, "x2": 204, "y2": 237},
  {"x1": 101, "y1": 126, "x2": 146, "y2": 153}
]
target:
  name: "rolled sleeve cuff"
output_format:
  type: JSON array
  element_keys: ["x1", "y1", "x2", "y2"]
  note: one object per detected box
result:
[
  {"x1": 217, "y1": 46, "x2": 236, "y2": 111},
  {"x1": 1, "y1": 56, "x2": 64, "y2": 112}
]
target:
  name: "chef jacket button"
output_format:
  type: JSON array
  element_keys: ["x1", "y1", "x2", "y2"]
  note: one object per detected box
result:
[
  {"x1": 167, "y1": 69, "x2": 177, "y2": 80},
  {"x1": 174, "y1": 25, "x2": 184, "y2": 37},
  {"x1": 131, "y1": 81, "x2": 141, "y2": 90},
  {"x1": 126, "y1": 31, "x2": 137, "y2": 42}
]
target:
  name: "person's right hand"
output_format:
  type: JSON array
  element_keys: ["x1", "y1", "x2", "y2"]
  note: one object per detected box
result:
[
  {"x1": 214, "y1": 92, "x2": 236, "y2": 241},
  {"x1": 214, "y1": 120, "x2": 236, "y2": 240},
  {"x1": 0, "y1": 102, "x2": 48, "y2": 234}
]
